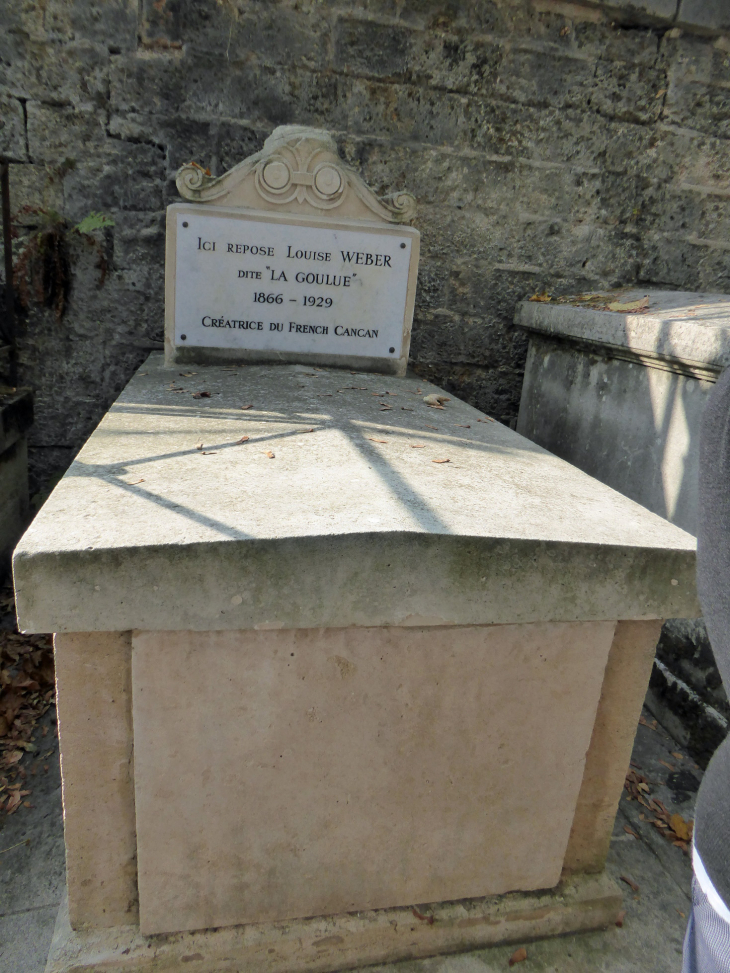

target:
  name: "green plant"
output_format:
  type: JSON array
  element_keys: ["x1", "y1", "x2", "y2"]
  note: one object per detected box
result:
[{"x1": 12, "y1": 207, "x2": 114, "y2": 320}]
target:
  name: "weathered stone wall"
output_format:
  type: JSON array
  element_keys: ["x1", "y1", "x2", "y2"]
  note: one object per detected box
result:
[{"x1": 1, "y1": 0, "x2": 729, "y2": 493}]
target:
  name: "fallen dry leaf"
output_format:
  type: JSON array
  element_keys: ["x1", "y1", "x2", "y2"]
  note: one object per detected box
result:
[
  {"x1": 677, "y1": 910, "x2": 686, "y2": 919},
  {"x1": 196, "y1": 442, "x2": 204, "y2": 450},
  {"x1": 264, "y1": 451, "x2": 275, "y2": 458},
  {"x1": 432, "y1": 458, "x2": 450, "y2": 464},
  {"x1": 671, "y1": 752, "x2": 684, "y2": 761},
  {"x1": 423, "y1": 394, "x2": 450, "y2": 408},
  {"x1": 615, "y1": 910, "x2": 627, "y2": 928},
  {"x1": 659, "y1": 759, "x2": 676, "y2": 772},
  {"x1": 478, "y1": 416, "x2": 496, "y2": 423},
  {"x1": 368, "y1": 438, "x2": 388, "y2": 444},
  {"x1": 424, "y1": 424, "x2": 438, "y2": 430},
  {"x1": 201, "y1": 451, "x2": 218, "y2": 455},
  {"x1": 529, "y1": 292, "x2": 551, "y2": 302},
  {"x1": 129, "y1": 478, "x2": 145, "y2": 485},
  {"x1": 608, "y1": 296, "x2": 649, "y2": 313},
  {"x1": 623, "y1": 825, "x2": 640, "y2": 839},
  {"x1": 411, "y1": 907, "x2": 435, "y2": 925},
  {"x1": 192, "y1": 391, "x2": 211, "y2": 399},
  {"x1": 639, "y1": 715, "x2": 658, "y2": 731},
  {"x1": 620, "y1": 875, "x2": 640, "y2": 892},
  {"x1": 236, "y1": 436, "x2": 250, "y2": 445},
  {"x1": 241, "y1": 404, "x2": 253, "y2": 410},
  {"x1": 410, "y1": 444, "x2": 426, "y2": 448},
  {"x1": 509, "y1": 947, "x2": 527, "y2": 966},
  {"x1": 670, "y1": 813, "x2": 691, "y2": 842},
  {"x1": 456, "y1": 424, "x2": 471, "y2": 428}
]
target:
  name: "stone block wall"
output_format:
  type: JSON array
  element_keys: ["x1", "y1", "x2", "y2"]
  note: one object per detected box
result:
[{"x1": 0, "y1": 0, "x2": 729, "y2": 493}]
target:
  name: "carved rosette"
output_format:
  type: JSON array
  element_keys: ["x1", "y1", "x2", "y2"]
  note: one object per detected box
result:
[{"x1": 176, "y1": 125, "x2": 416, "y2": 224}]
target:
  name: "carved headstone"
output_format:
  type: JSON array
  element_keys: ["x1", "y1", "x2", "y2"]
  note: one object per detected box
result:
[{"x1": 165, "y1": 126, "x2": 419, "y2": 375}]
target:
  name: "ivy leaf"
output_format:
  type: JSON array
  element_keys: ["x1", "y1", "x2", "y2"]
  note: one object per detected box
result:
[{"x1": 73, "y1": 212, "x2": 115, "y2": 235}]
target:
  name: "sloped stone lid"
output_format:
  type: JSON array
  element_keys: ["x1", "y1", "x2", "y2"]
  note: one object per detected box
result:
[{"x1": 13, "y1": 354, "x2": 698, "y2": 633}]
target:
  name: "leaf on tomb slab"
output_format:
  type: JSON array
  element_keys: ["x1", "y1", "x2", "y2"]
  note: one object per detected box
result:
[
  {"x1": 201, "y1": 451, "x2": 218, "y2": 455},
  {"x1": 241, "y1": 404, "x2": 253, "y2": 410},
  {"x1": 608, "y1": 296, "x2": 649, "y2": 312},
  {"x1": 529, "y1": 292, "x2": 551, "y2": 302},
  {"x1": 129, "y1": 478, "x2": 145, "y2": 485},
  {"x1": 669, "y1": 814, "x2": 692, "y2": 842},
  {"x1": 456, "y1": 424, "x2": 471, "y2": 428},
  {"x1": 424, "y1": 424, "x2": 438, "y2": 430},
  {"x1": 196, "y1": 443, "x2": 204, "y2": 450},
  {"x1": 432, "y1": 458, "x2": 450, "y2": 464},
  {"x1": 411, "y1": 908, "x2": 435, "y2": 925},
  {"x1": 623, "y1": 825, "x2": 640, "y2": 838},
  {"x1": 615, "y1": 910, "x2": 627, "y2": 928},
  {"x1": 423, "y1": 394, "x2": 449, "y2": 407},
  {"x1": 5, "y1": 751, "x2": 23, "y2": 766},
  {"x1": 236, "y1": 437, "x2": 250, "y2": 445},
  {"x1": 659, "y1": 759, "x2": 676, "y2": 771},
  {"x1": 478, "y1": 416, "x2": 496, "y2": 423},
  {"x1": 620, "y1": 875, "x2": 640, "y2": 892},
  {"x1": 179, "y1": 372, "x2": 196, "y2": 377},
  {"x1": 192, "y1": 391, "x2": 211, "y2": 399},
  {"x1": 368, "y1": 438, "x2": 388, "y2": 444},
  {"x1": 672, "y1": 752, "x2": 684, "y2": 760},
  {"x1": 410, "y1": 444, "x2": 426, "y2": 448},
  {"x1": 638, "y1": 715, "x2": 658, "y2": 730},
  {"x1": 264, "y1": 451, "x2": 275, "y2": 458},
  {"x1": 508, "y1": 947, "x2": 527, "y2": 966}
]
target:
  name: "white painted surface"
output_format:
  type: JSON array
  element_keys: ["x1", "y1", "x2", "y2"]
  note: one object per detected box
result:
[{"x1": 170, "y1": 206, "x2": 416, "y2": 361}]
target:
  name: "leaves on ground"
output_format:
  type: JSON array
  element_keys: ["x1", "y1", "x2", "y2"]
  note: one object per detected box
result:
[
  {"x1": 624, "y1": 824, "x2": 640, "y2": 838},
  {"x1": 615, "y1": 910, "x2": 627, "y2": 928},
  {"x1": 423, "y1": 394, "x2": 450, "y2": 408},
  {"x1": 0, "y1": 588, "x2": 55, "y2": 816},
  {"x1": 192, "y1": 391, "x2": 211, "y2": 399},
  {"x1": 264, "y1": 451, "x2": 275, "y2": 458},
  {"x1": 529, "y1": 292, "x2": 551, "y2": 302},
  {"x1": 624, "y1": 761, "x2": 694, "y2": 852},
  {"x1": 432, "y1": 458, "x2": 450, "y2": 464},
  {"x1": 368, "y1": 438, "x2": 388, "y2": 444},
  {"x1": 638, "y1": 715, "x2": 658, "y2": 731},
  {"x1": 410, "y1": 444, "x2": 426, "y2": 448},
  {"x1": 411, "y1": 907, "x2": 435, "y2": 925},
  {"x1": 478, "y1": 416, "x2": 496, "y2": 423},
  {"x1": 236, "y1": 437, "x2": 249, "y2": 444},
  {"x1": 620, "y1": 875, "x2": 640, "y2": 892},
  {"x1": 241, "y1": 404, "x2": 253, "y2": 410},
  {"x1": 508, "y1": 947, "x2": 527, "y2": 966}
]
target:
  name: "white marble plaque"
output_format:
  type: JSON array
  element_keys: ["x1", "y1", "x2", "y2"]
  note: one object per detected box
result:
[{"x1": 167, "y1": 205, "x2": 419, "y2": 365}]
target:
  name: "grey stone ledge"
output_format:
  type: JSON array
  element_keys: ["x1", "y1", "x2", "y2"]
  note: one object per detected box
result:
[{"x1": 515, "y1": 289, "x2": 730, "y2": 375}]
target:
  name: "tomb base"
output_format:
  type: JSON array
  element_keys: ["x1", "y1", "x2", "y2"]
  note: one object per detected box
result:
[{"x1": 45, "y1": 874, "x2": 622, "y2": 973}]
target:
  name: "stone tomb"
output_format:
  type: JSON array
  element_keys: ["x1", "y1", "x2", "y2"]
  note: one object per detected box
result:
[
  {"x1": 13, "y1": 131, "x2": 700, "y2": 972},
  {"x1": 165, "y1": 126, "x2": 419, "y2": 375}
]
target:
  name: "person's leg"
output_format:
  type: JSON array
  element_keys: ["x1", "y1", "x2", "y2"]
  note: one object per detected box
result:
[{"x1": 683, "y1": 872, "x2": 730, "y2": 972}]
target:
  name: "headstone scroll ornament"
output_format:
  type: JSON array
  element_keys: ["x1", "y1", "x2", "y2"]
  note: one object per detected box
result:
[{"x1": 175, "y1": 126, "x2": 416, "y2": 223}]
